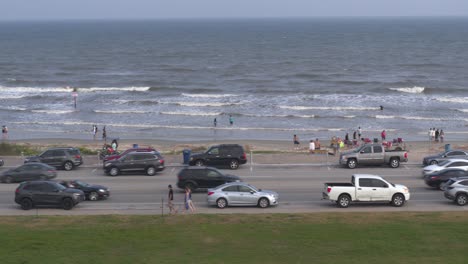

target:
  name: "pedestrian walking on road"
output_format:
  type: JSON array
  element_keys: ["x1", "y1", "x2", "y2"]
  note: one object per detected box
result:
[
  {"x1": 185, "y1": 187, "x2": 195, "y2": 213},
  {"x1": 167, "y1": 185, "x2": 177, "y2": 214}
]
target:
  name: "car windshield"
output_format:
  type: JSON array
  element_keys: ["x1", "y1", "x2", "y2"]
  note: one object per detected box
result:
[
  {"x1": 445, "y1": 179, "x2": 456, "y2": 186},
  {"x1": 438, "y1": 160, "x2": 451, "y2": 166},
  {"x1": 74, "y1": 180, "x2": 90, "y2": 187},
  {"x1": 54, "y1": 182, "x2": 67, "y2": 191},
  {"x1": 247, "y1": 184, "x2": 259, "y2": 192}
]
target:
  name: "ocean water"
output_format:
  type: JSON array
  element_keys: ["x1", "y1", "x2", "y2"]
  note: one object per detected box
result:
[{"x1": 0, "y1": 18, "x2": 467, "y2": 142}]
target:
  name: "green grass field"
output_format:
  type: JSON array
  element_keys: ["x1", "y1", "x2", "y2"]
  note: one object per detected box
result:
[{"x1": 0, "y1": 212, "x2": 467, "y2": 264}]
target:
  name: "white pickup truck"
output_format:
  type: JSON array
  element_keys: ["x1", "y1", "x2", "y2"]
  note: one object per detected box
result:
[{"x1": 322, "y1": 174, "x2": 410, "y2": 208}]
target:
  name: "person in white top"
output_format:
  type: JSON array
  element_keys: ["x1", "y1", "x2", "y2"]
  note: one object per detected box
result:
[{"x1": 309, "y1": 140, "x2": 315, "y2": 154}]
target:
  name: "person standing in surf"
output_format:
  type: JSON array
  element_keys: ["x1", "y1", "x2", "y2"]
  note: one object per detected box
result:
[{"x1": 229, "y1": 115, "x2": 234, "y2": 126}]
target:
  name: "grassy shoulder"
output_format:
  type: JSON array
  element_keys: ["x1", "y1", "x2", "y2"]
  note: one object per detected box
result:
[{"x1": 1, "y1": 212, "x2": 467, "y2": 264}]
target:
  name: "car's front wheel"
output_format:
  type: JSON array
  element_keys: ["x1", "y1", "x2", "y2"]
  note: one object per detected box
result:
[
  {"x1": 229, "y1": 159, "x2": 239, "y2": 170},
  {"x1": 216, "y1": 198, "x2": 227, "y2": 209},
  {"x1": 391, "y1": 193, "x2": 405, "y2": 207},
  {"x1": 185, "y1": 182, "x2": 196, "y2": 191},
  {"x1": 146, "y1": 166, "x2": 156, "y2": 176},
  {"x1": 88, "y1": 192, "x2": 99, "y2": 201},
  {"x1": 194, "y1": 160, "x2": 204, "y2": 167},
  {"x1": 63, "y1": 161, "x2": 74, "y2": 171},
  {"x1": 109, "y1": 167, "x2": 120, "y2": 176},
  {"x1": 430, "y1": 160, "x2": 438, "y2": 165},
  {"x1": 258, "y1": 197, "x2": 270, "y2": 208},
  {"x1": 21, "y1": 198, "x2": 33, "y2": 210},
  {"x1": 62, "y1": 198, "x2": 74, "y2": 210},
  {"x1": 455, "y1": 193, "x2": 468, "y2": 206}
]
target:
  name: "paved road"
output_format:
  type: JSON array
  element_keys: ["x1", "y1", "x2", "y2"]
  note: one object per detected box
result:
[{"x1": 0, "y1": 162, "x2": 466, "y2": 215}]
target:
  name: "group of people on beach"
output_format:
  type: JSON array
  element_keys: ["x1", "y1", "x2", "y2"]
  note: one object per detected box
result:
[
  {"x1": 92, "y1": 125, "x2": 107, "y2": 142},
  {"x1": 428, "y1": 128, "x2": 444, "y2": 143},
  {"x1": 167, "y1": 184, "x2": 196, "y2": 214}
]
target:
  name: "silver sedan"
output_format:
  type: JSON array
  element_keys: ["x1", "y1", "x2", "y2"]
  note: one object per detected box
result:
[{"x1": 207, "y1": 182, "x2": 279, "y2": 209}]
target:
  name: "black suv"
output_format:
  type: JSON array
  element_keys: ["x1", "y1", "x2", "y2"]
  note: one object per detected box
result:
[
  {"x1": 176, "y1": 166, "x2": 241, "y2": 191},
  {"x1": 15, "y1": 181, "x2": 85, "y2": 210},
  {"x1": 103, "y1": 151, "x2": 165, "y2": 176},
  {"x1": 189, "y1": 144, "x2": 247, "y2": 170},
  {"x1": 24, "y1": 147, "x2": 83, "y2": 171}
]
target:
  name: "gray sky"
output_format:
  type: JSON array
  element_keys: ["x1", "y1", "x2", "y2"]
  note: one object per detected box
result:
[{"x1": 1, "y1": 0, "x2": 467, "y2": 21}]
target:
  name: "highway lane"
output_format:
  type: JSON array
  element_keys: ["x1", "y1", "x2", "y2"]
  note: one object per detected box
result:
[{"x1": 0, "y1": 164, "x2": 466, "y2": 215}]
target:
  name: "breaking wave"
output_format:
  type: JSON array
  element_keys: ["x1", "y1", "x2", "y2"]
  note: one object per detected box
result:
[
  {"x1": 174, "y1": 102, "x2": 243, "y2": 107},
  {"x1": 436, "y1": 97, "x2": 468, "y2": 104},
  {"x1": 31, "y1": 109, "x2": 76, "y2": 114},
  {"x1": 181, "y1": 93, "x2": 240, "y2": 98},
  {"x1": 160, "y1": 111, "x2": 221, "y2": 116},
  {"x1": 388, "y1": 86, "x2": 425, "y2": 94},
  {"x1": 94, "y1": 110, "x2": 153, "y2": 114},
  {"x1": 279, "y1": 106, "x2": 378, "y2": 111}
]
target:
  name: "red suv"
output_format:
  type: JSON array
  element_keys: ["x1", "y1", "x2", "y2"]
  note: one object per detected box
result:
[{"x1": 103, "y1": 147, "x2": 156, "y2": 163}]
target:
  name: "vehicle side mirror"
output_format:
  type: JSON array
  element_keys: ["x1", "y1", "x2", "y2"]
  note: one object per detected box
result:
[
  {"x1": 258, "y1": 189, "x2": 262, "y2": 192},
  {"x1": 250, "y1": 191, "x2": 255, "y2": 194},
  {"x1": 383, "y1": 184, "x2": 388, "y2": 188},
  {"x1": 360, "y1": 151, "x2": 365, "y2": 154},
  {"x1": 53, "y1": 189, "x2": 60, "y2": 192},
  {"x1": 207, "y1": 152, "x2": 211, "y2": 155}
]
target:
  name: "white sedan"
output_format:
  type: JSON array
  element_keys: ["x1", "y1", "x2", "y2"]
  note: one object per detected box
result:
[{"x1": 423, "y1": 159, "x2": 468, "y2": 176}]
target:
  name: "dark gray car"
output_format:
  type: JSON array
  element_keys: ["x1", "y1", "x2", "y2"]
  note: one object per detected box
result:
[
  {"x1": 14, "y1": 181, "x2": 84, "y2": 210},
  {"x1": 1, "y1": 163, "x2": 57, "y2": 183},
  {"x1": 422, "y1": 150, "x2": 468, "y2": 165},
  {"x1": 103, "y1": 152, "x2": 165, "y2": 176},
  {"x1": 24, "y1": 147, "x2": 83, "y2": 171},
  {"x1": 176, "y1": 167, "x2": 241, "y2": 191}
]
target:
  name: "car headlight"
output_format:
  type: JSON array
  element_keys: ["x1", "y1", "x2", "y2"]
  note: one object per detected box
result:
[
  {"x1": 73, "y1": 193, "x2": 81, "y2": 197},
  {"x1": 98, "y1": 189, "x2": 106, "y2": 193},
  {"x1": 190, "y1": 157, "x2": 193, "y2": 161},
  {"x1": 104, "y1": 163, "x2": 112, "y2": 167},
  {"x1": 403, "y1": 187, "x2": 409, "y2": 193}
]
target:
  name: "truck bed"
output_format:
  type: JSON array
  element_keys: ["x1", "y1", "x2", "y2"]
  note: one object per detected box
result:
[{"x1": 324, "y1": 183, "x2": 354, "y2": 187}]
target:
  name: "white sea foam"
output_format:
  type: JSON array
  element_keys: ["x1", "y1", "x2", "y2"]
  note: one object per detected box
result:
[
  {"x1": 94, "y1": 110, "x2": 153, "y2": 114},
  {"x1": 388, "y1": 86, "x2": 425, "y2": 94},
  {"x1": 0, "y1": 106, "x2": 27, "y2": 111},
  {"x1": 457, "y1": 109, "x2": 468, "y2": 113},
  {"x1": 80, "y1": 87, "x2": 150, "y2": 92},
  {"x1": 0, "y1": 95, "x2": 25, "y2": 99},
  {"x1": 31, "y1": 109, "x2": 76, "y2": 114},
  {"x1": 279, "y1": 106, "x2": 378, "y2": 111},
  {"x1": 160, "y1": 111, "x2": 221, "y2": 116},
  {"x1": 0, "y1": 86, "x2": 74, "y2": 93},
  {"x1": 175, "y1": 102, "x2": 243, "y2": 107},
  {"x1": 181, "y1": 93, "x2": 239, "y2": 98},
  {"x1": 436, "y1": 97, "x2": 468, "y2": 104},
  {"x1": 376, "y1": 115, "x2": 444, "y2": 121},
  {"x1": 375, "y1": 115, "x2": 396, "y2": 119}
]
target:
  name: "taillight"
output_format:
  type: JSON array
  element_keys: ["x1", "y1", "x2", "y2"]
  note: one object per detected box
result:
[
  {"x1": 75, "y1": 155, "x2": 81, "y2": 159},
  {"x1": 15, "y1": 188, "x2": 20, "y2": 194},
  {"x1": 431, "y1": 176, "x2": 438, "y2": 180},
  {"x1": 160, "y1": 159, "x2": 165, "y2": 164},
  {"x1": 208, "y1": 191, "x2": 214, "y2": 196},
  {"x1": 404, "y1": 152, "x2": 408, "y2": 159},
  {"x1": 242, "y1": 153, "x2": 246, "y2": 159},
  {"x1": 327, "y1": 186, "x2": 332, "y2": 193}
]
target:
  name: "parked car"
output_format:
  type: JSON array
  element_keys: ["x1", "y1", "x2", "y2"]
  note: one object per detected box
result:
[
  {"x1": 339, "y1": 144, "x2": 408, "y2": 169},
  {"x1": 322, "y1": 174, "x2": 410, "y2": 208},
  {"x1": 103, "y1": 147, "x2": 156, "y2": 163},
  {"x1": 422, "y1": 150, "x2": 468, "y2": 165},
  {"x1": 103, "y1": 151, "x2": 164, "y2": 176},
  {"x1": 24, "y1": 147, "x2": 83, "y2": 171},
  {"x1": 189, "y1": 144, "x2": 247, "y2": 170},
  {"x1": 176, "y1": 166, "x2": 241, "y2": 191},
  {"x1": 443, "y1": 176, "x2": 468, "y2": 206},
  {"x1": 14, "y1": 181, "x2": 84, "y2": 210},
  {"x1": 207, "y1": 182, "x2": 279, "y2": 209},
  {"x1": 1, "y1": 163, "x2": 57, "y2": 183},
  {"x1": 424, "y1": 169, "x2": 468, "y2": 189},
  {"x1": 59, "y1": 180, "x2": 110, "y2": 201},
  {"x1": 422, "y1": 159, "x2": 468, "y2": 176}
]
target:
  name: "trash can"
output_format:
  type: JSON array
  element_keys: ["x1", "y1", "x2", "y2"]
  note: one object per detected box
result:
[
  {"x1": 373, "y1": 138, "x2": 379, "y2": 143},
  {"x1": 445, "y1": 144, "x2": 451, "y2": 152},
  {"x1": 182, "y1": 149, "x2": 191, "y2": 165},
  {"x1": 133, "y1": 144, "x2": 139, "y2": 148}
]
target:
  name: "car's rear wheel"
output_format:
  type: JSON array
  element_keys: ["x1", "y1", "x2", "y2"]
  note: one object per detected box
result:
[
  {"x1": 21, "y1": 198, "x2": 33, "y2": 210},
  {"x1": 4, "y1": 176, "x2": 13, "y2": 184},
  {"x1": 391, "y1": 193, "x2": 405, "y2": 207},
  {"x1": 88, "y1": 192, "x2": 99, "y2": 201},
  {"x1": 258, "y1": 197, "x2": 270, "y2": 208},
  {"x1": 63, "y1": 161, "x2": 73, "y2": 171},
  {"x1": 216, "y1": 198, "x2": 227, "y2": 209},
  {"x1": 455, "y1": 194, "x2": 468, "y2": 206},
  {"x1": 109, "y1": 167, "x2": 120, "y2": 176},
  {"x1": 146, "y1": 166, "x2": 156, "y2": 176},
  {"x1": 62, "y1": 198, "x2": 74, "y2": 210},
  {"x1": 347, "y1": 159, "x2": 357, "y2": 169},
  {"x1": 194, "y1": 160, "x2": 204, "y2": 167},
  {"x1": 389, "y1": 158, "x2": 400, "y2": 168},
  {"x1": 430, "y1": 160, "x2": 438, "y2": 165},
  {"x1": 337, "y1": 194, "x2": 351, "y2": 208},
  {"x1": 229, "y1": 159, "x2": 239, "y2": 170}
]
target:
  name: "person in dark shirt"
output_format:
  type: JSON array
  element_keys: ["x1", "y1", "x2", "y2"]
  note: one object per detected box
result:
[{"x1": 168, "y1": 185, "x2": 177, "y2": 214}]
